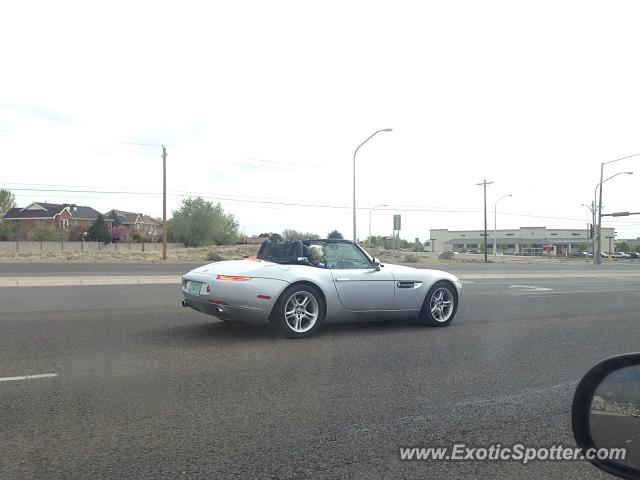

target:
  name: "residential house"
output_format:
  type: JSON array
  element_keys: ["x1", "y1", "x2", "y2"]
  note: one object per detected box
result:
[
  {"x1": 105, "y1": 210, "x2": 162, "y2": 241},
  {"x1": 2, "y1": 202, "x2": 111, "y2": 239}
]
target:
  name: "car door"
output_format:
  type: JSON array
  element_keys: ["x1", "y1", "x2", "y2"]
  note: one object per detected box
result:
[{"x1": 324, "y1": 242, "x2": 395, "y2": 311}]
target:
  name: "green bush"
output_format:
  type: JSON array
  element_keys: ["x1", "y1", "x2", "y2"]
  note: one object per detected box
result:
[
  {"x1": 28, "y1": 224, "x2": 67, "y2": 242},
  {"x1": 0, "y1": 221, "x2": 18, "y2": 241}
]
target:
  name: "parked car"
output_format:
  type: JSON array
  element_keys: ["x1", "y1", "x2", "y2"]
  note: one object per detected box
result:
[
  {"x1": 628, "y1": 252, "x2": 640, "y2": 259},
  {"x1": 573, "y1": 251, "x2": 590, "y2": 257},
  {"x1": 610, "y1": 252, "x2": 628, "y2": 259},
  {"x1": 181, "y1": 239, "x2": 462, "y2": 338},
  {"x1": 599, "y1": 252, "x2": 609, "y2": 258}
]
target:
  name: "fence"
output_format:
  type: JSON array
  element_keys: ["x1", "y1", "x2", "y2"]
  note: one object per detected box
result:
[{"x1": 0, "y1": 241, "x2": 186, "y2": 254}]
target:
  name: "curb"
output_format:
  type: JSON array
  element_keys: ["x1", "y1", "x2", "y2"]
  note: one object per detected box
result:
[{"x1": 0, "y1": 276, "x2": 182, "y2": 288}]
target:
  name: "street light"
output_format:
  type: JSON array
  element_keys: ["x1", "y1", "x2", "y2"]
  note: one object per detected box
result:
[
  {"x1": 368, "y1": 203, "x2": 388, "y2": 241},
  {"x1": 595, "y1": 153, "x2": 640, "y2": 264},
  {"x1": 594, "y1": 168, "x2": 634, "y2": 264},
  {"x1": 353, "y1": 129, "x2": 392, "y2": 242},
  {"x1": 493, "y1": 194, "x2": 511, "y2": 255}
]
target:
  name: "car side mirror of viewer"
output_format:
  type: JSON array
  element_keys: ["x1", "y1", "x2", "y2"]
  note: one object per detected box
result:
[
  {"x1": 572, "y1": 353, "x2": 640, "y2": 480},
  {"x1": 372, "y1": 257, "x2": 382, "y2": 271}
]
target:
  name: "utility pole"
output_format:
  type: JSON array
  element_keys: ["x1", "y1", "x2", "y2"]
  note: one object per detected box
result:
[
  {"x1": 591, "y1": 200, "x2": 596, "y2": 255},
  {"x1": 162, "y1": 145, "x2": 167, "y2": 260},
  {"x1": 477, "y1": 179, "x2": 494, "y2": 263}
]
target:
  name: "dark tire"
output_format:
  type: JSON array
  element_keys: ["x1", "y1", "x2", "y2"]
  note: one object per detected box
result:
[
  {"x1": 271, "y1": 284, "x2": 325, "y2": 338},
  {"x1": 419, "y1": 281, "x2": 458, "y2": 327}
]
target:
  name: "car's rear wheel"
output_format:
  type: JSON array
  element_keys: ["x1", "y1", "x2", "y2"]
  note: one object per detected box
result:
[
  {"x1": 419, "y1": 281, "x2": 458, "y2": 327},
  {"x1": 271, "y1": 285, "x2": 324, "y2": 338}
]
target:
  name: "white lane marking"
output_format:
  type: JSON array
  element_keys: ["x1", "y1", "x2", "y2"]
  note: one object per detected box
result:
[
  {"x1": 460, "y1": 281, "x2": 475, "y2": 284},
  {"x1": 514, "y1": 288, "x2": 640, "y2": 295},
  {"x1": 0, "y1": 373, "x2": 58, "y2": 382},
  {"x1": 510, "y1": 284, "x2": 554, "y2": 292}
]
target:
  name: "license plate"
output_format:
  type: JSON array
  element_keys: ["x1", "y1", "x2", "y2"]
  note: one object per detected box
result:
[{"x1": 187, "y1": 281, "x2": 202, "y2": 295}]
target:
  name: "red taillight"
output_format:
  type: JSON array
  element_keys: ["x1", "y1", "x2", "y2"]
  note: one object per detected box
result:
[
  {"x1": 208, "y1": 300, "x2": 226, "y2": 305},
  {"x1": 257, "y1": 295, "x2": 271, "y2": 299},
  {"x1": 216, "y1": 275, "x2": 252, "y2": 281}
]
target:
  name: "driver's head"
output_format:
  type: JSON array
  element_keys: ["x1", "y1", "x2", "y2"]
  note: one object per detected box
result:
[{"x1": 308, "y1": 245, "x2": 324, "y2": 262}]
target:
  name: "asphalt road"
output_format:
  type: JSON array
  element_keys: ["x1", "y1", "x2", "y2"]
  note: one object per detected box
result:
[{"x1": 2, "y1": 272, "x2": 640, "y2": 478}]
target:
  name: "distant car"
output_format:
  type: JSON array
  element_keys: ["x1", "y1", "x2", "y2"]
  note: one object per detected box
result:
[
  {"x1": 610, "y1": 252, "x2": 627, "y2": 259},
  {"x1": 572, "y1": 251, "x2": 589, "y2": 257},
  {"x1": 628, "y1": 252, "x2": 640, "y2": 259},
  {"x1": 598, "y1": 252, "x2": 609, "y2": 258},
  {"x1": 181, "y1": 239, "x2": 462, "y2": 338}
]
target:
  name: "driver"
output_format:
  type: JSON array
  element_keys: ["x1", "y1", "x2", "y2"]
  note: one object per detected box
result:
[{"x1": 308, "y1": 245, "x2": 327, "y2": 268}]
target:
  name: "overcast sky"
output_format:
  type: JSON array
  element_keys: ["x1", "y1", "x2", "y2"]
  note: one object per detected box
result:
[{"x1": 2, "y1": 0, "x2": 640, "y2": 242}]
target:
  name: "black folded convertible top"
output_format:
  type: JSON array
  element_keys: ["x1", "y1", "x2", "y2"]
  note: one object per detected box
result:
[{"x1": 257, "y1": 239, "x2": 311, "y2": 264}]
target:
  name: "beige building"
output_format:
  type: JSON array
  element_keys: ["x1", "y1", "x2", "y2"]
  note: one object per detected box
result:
[{"x1": 431, "y1": 226, "x2": 616, "y2": 256}]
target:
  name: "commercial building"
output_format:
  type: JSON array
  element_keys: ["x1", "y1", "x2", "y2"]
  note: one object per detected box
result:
[{"x1": 431, "y1": 226, "x2": 615, "y2": 256}]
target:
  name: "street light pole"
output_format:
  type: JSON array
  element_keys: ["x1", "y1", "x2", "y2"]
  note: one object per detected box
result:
[
  {"x1": 493, "y1": 194, "x2": 511, "y2": 255},
  {"x1": 595, "y1": 154, "x2": 640, "y2": 265},
  {"x1": 353, "y1": 129, "x2": 392, "y2": 242},
  {"x1": 594, "y1": 168, "x2": 634, "y2": 264},
  {"x1": 477, "y1": 179, "x2": 494, "y2": 263},
  {"x1": 368, "y1": 203, "x2": 388, "y2": 240}
]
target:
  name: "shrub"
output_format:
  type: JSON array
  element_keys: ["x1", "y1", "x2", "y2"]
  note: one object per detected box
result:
[
  {"x1": 206, "y1": 251, "x2": 224, "y2": 262},
  {"x1": 28, "y1": 224, "x2": 67, "y2": 241},
  {"x1": 439, "y1": 251, "x2": 454, "y2": 260},
  {"x1": 403, "y1": 253, "x2": 419, "y2": 263}
]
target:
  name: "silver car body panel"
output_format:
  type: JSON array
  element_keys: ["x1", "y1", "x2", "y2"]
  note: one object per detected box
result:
[{"x1": 181, "y1": 255, "x2": 462, "y2": 325}]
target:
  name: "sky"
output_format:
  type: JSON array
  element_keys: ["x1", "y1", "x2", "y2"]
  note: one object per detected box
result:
[{"x1": 2, "y1": 0, "x2": 640, "y2": 242}]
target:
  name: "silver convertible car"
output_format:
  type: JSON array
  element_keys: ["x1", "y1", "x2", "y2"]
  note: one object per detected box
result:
[{"x1": 181, "y1": 239, "x2": 462, "y2": 338}]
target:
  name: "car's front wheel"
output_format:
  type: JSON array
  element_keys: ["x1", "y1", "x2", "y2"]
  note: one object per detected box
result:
[
  {"x1": 419, "y1": 281, "x2": 458, "y2": 327},
  {"x1": 271, "y1": 285, "x2": 324, "y2": 338}
]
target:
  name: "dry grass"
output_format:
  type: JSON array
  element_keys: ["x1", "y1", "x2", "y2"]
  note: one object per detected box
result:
[
  {"x1": 0, "y1": 243, "x2": 596, "y2": 265},
  {"x1": 0, "y1": 245, "x2": 260, "y2": 263}
]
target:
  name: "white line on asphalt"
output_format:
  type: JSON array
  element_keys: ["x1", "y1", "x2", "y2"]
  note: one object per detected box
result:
[
  {"x1": 513, "y1": 288, "x2": 640, "y2": 295},
  {"x1": 0, "y1": 373, "x2": 58, "y2": 382},
  {"x1": 510, "y1": 284, "x2": 554, "y2": 291}
]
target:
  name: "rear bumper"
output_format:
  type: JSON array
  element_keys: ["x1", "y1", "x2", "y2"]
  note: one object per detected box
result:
[{"x1": 181, "y1": 297, "x2": 270, "y2": 325}]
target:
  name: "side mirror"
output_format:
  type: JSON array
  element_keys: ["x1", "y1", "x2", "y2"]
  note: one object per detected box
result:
[
  {"x1": 572, "y1": 353, "x2": 640, "y2": 480},
  {"x1": 372, "y1": 257, "x2": 382, "y2": 271}
]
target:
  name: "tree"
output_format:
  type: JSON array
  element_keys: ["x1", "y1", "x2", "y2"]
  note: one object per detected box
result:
[
  {"x1": 0, "y1": 221, "x2": 18, "y2": 241},
  {"x1": 327, "y1": 230, "x2": 343, "y2": 239},
  {"x1": 618, "y1": 241, "x2": 630, "y2": 253},
  {"x1": 282, "y1": 229, "x2": 320, "y2": 241},
  {"x1": 107, "y1": 210, "x2": 122, "y2": 227},
  {"x1": 168, "y1": 197, "x2": 239, "y2": 247},
  {"x1": 88, "y1": 214, "x2": 112, "y2": 243},
  {"x1": 0, "y1": 189, "x2": 16, "y2": 218},
  {"x1": 301, "y1": 232, "x2": 320, "y2": 240},
  {"x1": 67, "y1": 224, "x2": 88, "y2": 241},
  {"x1": 281, "y1": 229, "x2": 301, "y2": 241},
  {"x1": 28, "y1": 224, "x2": 66, "y2": 241}
]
